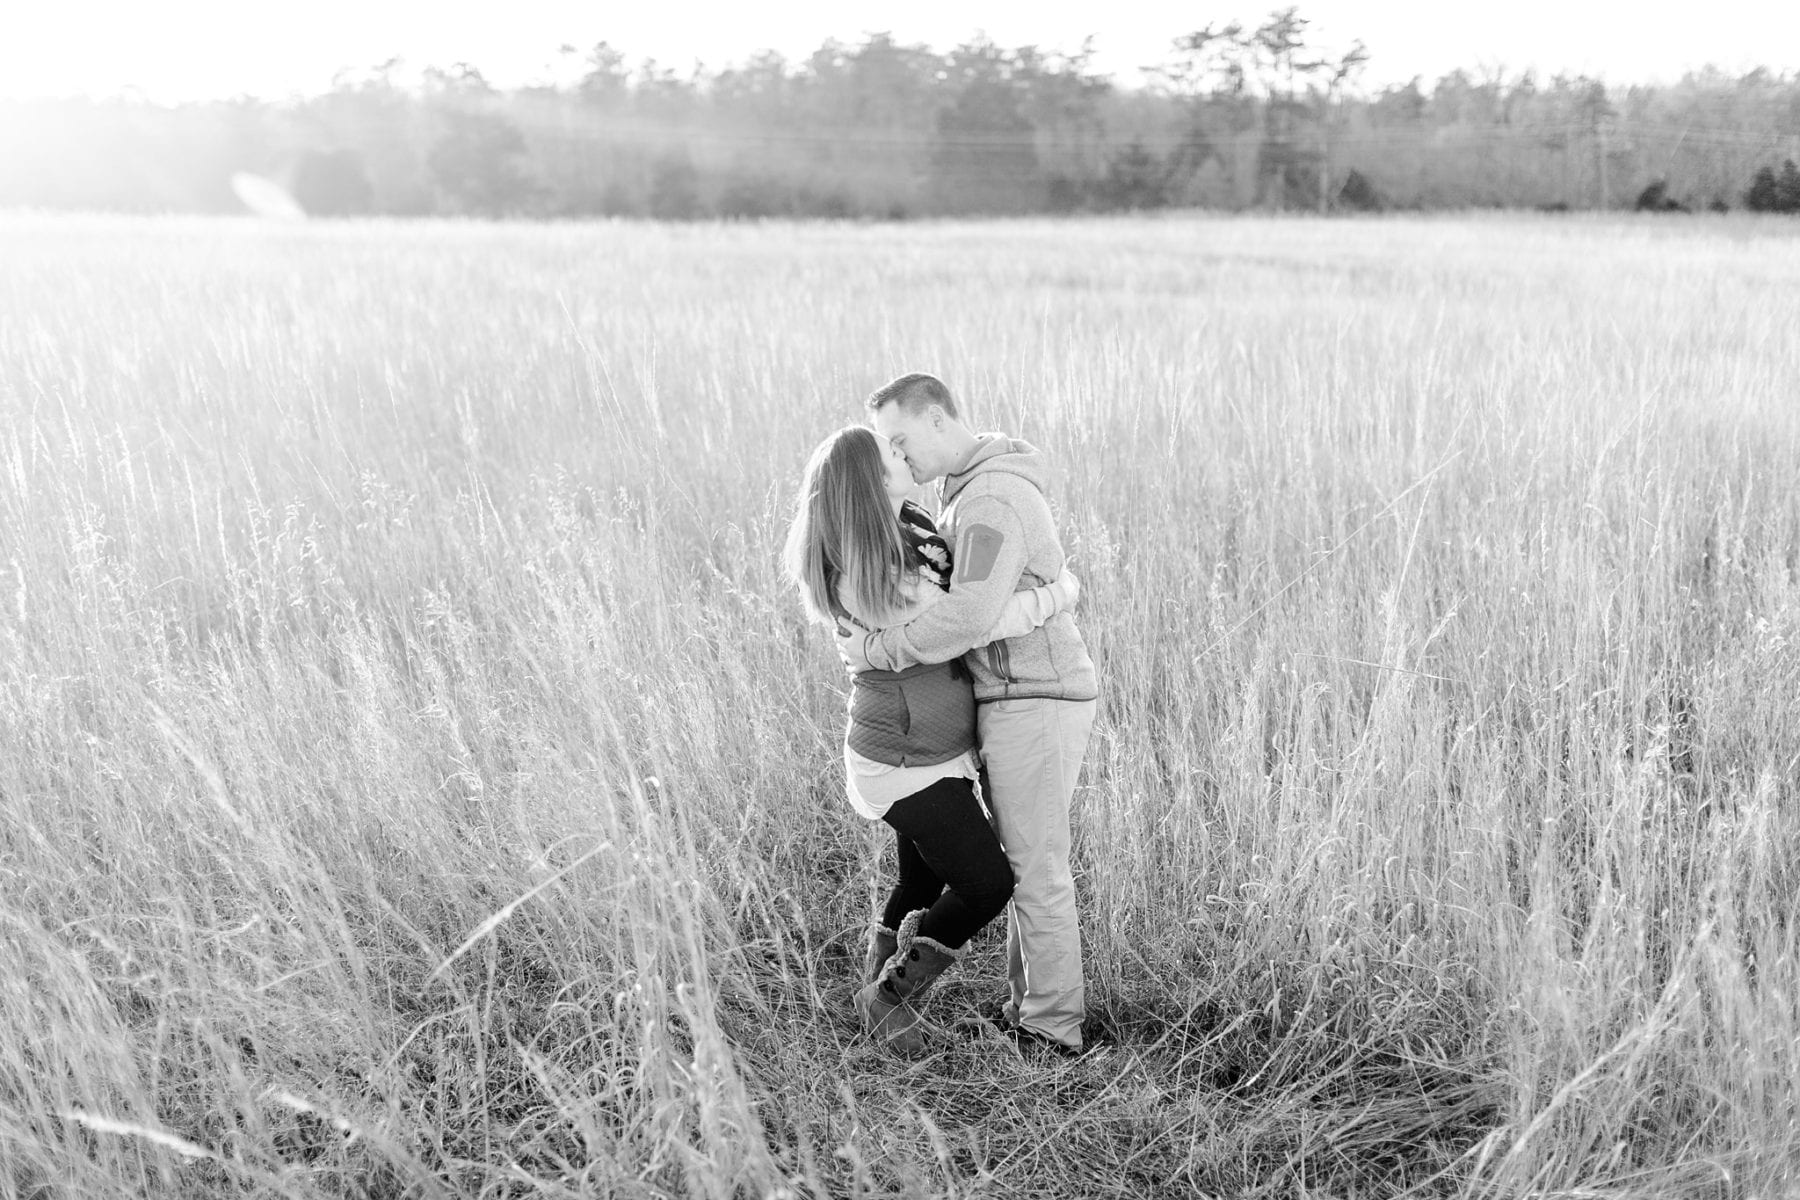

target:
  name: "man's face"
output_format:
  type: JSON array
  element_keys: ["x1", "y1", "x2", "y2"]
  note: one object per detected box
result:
[
  {"x1": 876, "y1": 434, "x2": 914, "y2": 501},
  {"x1": 872, "y1": 403, "x2": 947, "y2": 483}
]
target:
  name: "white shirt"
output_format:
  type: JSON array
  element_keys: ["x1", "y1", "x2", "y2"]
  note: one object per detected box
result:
[{"x1": 843, "y1": 743, "x2": 982, "y2": 820}]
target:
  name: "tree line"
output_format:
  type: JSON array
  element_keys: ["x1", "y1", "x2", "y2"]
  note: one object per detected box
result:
[{"x1": 5, "y1": 9, "x2": 1800, "y2": 219}]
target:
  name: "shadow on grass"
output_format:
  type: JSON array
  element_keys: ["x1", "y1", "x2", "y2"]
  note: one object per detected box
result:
[{"x1": 716, "y1": 934, "x2": 1508, "y2": 1199}]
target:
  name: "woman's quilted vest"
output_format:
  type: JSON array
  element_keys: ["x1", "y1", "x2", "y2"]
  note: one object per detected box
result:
[
  {"x1": 843, "y1": 500, "x2": 977, "y2": 767},
  {"x1": 845, "y1": 659, "x2": 977, "y2": 766}
]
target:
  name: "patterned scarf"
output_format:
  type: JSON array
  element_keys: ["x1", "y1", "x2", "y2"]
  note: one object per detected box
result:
[{"x1": 898, "y1": 500, "x2": 952, "y2": 591}]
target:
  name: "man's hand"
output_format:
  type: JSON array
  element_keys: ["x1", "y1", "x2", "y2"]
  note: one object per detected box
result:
[
  {"x1": 834, "y1": 625, "x2": 876, "y2": 675},
  {"x1": 1047, "y1": 568, "x2": 1081, "y2": 614}
]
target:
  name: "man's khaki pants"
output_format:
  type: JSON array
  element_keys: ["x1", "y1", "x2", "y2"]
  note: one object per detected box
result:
[{"x1": 977, "y1": 696, "x2": 1097, "y2": 1050}]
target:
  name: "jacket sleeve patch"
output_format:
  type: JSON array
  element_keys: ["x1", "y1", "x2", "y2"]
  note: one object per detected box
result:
[{"x1": 956, "y1": 524, "x2": 1005, "y2": 584}]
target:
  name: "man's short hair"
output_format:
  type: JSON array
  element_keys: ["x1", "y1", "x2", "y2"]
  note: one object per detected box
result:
[{"x1": 866, "y1": 372, "x2": 960, "y2": 420}]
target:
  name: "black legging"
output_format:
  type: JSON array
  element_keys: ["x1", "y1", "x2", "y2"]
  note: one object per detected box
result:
[{"x1": 878, "y1": 775, "x2": 1015, "y2": 949}]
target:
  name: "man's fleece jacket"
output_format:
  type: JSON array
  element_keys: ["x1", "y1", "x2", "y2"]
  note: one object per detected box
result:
[{"x1": 864, "y1": 434, "x2": 1098, "y2": 704}]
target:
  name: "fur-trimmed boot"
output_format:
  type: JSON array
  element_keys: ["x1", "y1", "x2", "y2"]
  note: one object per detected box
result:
[
  {"x1": 854, "y1": 911, "x2": 964, "y2": 1054},
  {"x1": 862, "y1": 923, "x2": 899, "y2": 986}
]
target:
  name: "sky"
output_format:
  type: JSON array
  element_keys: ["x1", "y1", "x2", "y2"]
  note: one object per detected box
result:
[{"x1": 3, "y1": 0, "x2": 1796, "y2": 103}]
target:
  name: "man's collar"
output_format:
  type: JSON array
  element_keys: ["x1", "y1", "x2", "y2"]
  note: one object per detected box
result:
[{"x1": 944, "y1": 435, "x2": 985, "y2": 479}]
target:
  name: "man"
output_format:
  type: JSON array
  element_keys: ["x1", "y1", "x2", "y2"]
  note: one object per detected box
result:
[{"x1": 838, "y1": 372, "x2": 1099, "y2": 1054}]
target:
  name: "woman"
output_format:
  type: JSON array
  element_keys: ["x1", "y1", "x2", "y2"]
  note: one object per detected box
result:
[{"x1": 784, "y1": 425, "x2": 1077, "y2": 1052}]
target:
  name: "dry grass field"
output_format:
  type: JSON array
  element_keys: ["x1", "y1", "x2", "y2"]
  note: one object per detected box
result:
[{"x1": 3, "y1": 211, "x2": 1799, "y2": 1198}]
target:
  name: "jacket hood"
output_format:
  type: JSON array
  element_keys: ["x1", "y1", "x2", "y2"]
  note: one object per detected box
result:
[{"x1": 940, "y1": 434, "x2": 1046, "y2": 504}]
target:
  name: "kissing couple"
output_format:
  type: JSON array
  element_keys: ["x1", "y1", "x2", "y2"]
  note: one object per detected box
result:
[{"x1": 784, "y1": 372, "x2": 1099, "y2": 1056}]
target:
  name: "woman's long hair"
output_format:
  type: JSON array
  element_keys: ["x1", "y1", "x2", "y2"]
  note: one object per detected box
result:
[{"x1": 784, "y1": 426, "x2": 918, "y2": 629}]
